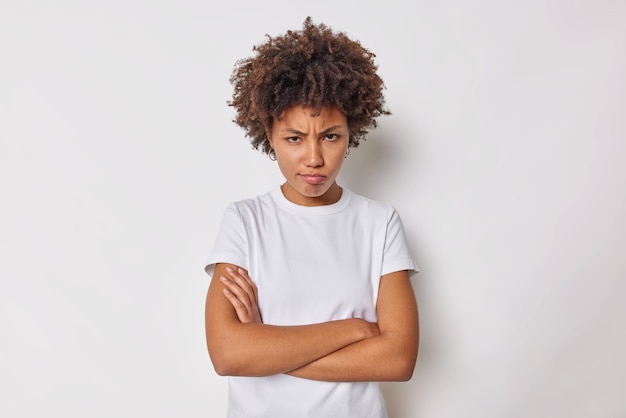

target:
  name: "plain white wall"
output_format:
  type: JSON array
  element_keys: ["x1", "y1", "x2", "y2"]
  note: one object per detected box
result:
[{"x1": 1, "y1": 1, "x2": 624, "y2": 417}]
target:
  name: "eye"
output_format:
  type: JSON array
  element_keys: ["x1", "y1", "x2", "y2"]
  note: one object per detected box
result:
[
  {"x1": 324, "y1": 134, "x2": 339, "y2": 142},
  {"x1": 286, "y1": 136, "x2": 300, "y2": 143}
]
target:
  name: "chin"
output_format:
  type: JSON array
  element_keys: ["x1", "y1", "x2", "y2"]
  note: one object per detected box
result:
[{"x1": 299, "y1": 185, "x2": 331, "y2": 197}]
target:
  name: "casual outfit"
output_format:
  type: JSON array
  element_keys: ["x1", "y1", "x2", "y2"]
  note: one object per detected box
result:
[{"x1": 205, "y1": 186, "x2": 417, "y2": 418}]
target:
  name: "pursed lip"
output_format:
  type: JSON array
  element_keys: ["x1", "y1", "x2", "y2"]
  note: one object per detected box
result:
[{"x1": 300, "y1": 173, "x2": 327, "y2": 185}]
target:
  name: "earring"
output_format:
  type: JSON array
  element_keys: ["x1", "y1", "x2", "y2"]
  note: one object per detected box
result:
[
  {"x1": 344, "y1": 148, "x2": 350, "y2": 158},
  {"x1": 269, "y1": 149, "x2": 277, "y2": 161}
]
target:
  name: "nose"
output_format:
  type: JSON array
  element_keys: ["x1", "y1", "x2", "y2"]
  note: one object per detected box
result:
[{"x1": 305, "y1": 141, "x2": 323, "y2": 167}]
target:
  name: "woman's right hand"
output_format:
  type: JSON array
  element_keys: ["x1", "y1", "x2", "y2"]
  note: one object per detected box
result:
[
  {"x1": 357, "y1": 318, "x2": 380, "y2": 339},
  {"x1": 220, "y1": 266, "x2": 263, "y2": 324}
]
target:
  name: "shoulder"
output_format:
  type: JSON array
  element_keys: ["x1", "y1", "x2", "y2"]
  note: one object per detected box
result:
[
  {"x1": 344, "y1": 188, "x2": 398, "y2": 221},
  {"x1": 221, "y1": 188, "x2": 278, "y2": 220}
]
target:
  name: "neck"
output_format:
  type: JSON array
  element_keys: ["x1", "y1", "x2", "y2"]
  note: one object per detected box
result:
[{"x1": 280, "y1": 182, "x2": 343, "y2": 206}]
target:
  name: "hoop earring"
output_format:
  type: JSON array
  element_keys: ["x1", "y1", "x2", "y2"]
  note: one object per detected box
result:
[
  {"x1": 269, "y1": 149, "x2": 277, "y2": 161},
  {"x1": 344, "y1": 148, "x2": 350, "y2": 158}
]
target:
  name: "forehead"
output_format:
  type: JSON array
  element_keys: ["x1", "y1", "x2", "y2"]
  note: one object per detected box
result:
[{"x1": 274, "y1": 105, "x2": 347, "y2": 129}]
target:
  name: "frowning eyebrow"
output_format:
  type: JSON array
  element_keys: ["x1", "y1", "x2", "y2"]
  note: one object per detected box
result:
[{"x1": 280, "y1": 125, "x2": 344, "y2": 136}]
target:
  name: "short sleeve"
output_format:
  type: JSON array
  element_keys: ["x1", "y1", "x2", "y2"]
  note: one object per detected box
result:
[
  {"x1": 381, "y1": 208, "x2": 418, "y2": 277},
  {"x1": 204, "y1": 203, "x2": 248, "y2": 278}
]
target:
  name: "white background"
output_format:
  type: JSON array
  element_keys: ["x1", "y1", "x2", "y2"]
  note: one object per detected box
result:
[{"x1": 1, "y1": 1, "x2": 625, "y2": 417}]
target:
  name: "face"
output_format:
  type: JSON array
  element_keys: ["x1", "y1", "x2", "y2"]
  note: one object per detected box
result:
[{"x1": 268, "y1": 105, "x2": 349, "y2": 206}]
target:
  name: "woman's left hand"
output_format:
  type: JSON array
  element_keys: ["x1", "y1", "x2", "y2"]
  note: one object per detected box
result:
[{"x1": 220, "y1": 266, "x2": 262, "y2": 324}]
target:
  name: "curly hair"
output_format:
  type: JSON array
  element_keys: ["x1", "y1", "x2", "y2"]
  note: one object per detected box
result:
[{"x1": 229, "y1": 17, "x2": 390, "y2": 154}]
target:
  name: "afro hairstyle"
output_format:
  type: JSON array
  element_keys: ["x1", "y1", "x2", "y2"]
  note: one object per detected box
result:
[{"x1": 228, "y1": 17, "x2": 390, "y2": 154}]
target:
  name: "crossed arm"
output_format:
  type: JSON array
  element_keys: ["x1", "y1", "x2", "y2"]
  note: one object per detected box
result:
[{"x1": 204, "y1": 263, "x2": 419, "y2": 381}]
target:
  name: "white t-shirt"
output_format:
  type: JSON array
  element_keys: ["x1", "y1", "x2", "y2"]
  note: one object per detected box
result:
[{"x1": 205, "y1": 186, "x2": 417, "y2": 418}]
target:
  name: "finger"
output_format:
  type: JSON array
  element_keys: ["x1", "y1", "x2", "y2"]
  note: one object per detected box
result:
[
  {"x1": 223, "y1": 268, "x2": 261, "y2": 324},
  {"x1": 224, "y1": 273, "x2": 254, "y2": 309},
  {"x1": 220, "y1": 276, "x2": 253, "y2": 314},
  {"x1": 226, "y1": 267, "x2": 257, "y2": 304},
  {"x1": 238, "y1": 268, "x2": 259, "y2": 304},
  {"x1": 234, "y1": 269, "x2": 260, "y2": 322},
  {"x1": 222, "y1": 280, "x2": 261, "y2": 324},
  {"x1": 226, "y1": 266, "x2": 252, "y2": 288},
  {"x1": 222, "y1": 288, "x2": 250, "y2": 322}
]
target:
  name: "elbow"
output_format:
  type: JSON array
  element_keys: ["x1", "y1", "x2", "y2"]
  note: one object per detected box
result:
[
  {"x1": 208, "y1": 345, "x2": 248, "y2": 377},
  {"x1": 207, "y1": 340, "x2": 241, "y2": 377},
  {"x1": 213, "y1": 366, "x2": 228, "y2": 377},
  {"x1": 210, "y1": 352, "x2": 242, "y2": 377},
  {"x1": 393, "y1": 356, "x2": 417, "y2": 381},
  {"x1": 213, "y1": 361, "x2": 233, "y2": 377},
  {"x1": 398, "y1": 365, "x2": 416, "y2": 382},
  {"x1": 209, "y1": 351, "x2": 229, "y2": 376},
  {"x1": 395, "y1": 334, "x2": 419, "y2": 381},
  {"x1": 386, "y1": 344, "x2": 418, "y2": 381},
  {"x1": 206, "y1": 325, "x2": 261, "y2": 377}
]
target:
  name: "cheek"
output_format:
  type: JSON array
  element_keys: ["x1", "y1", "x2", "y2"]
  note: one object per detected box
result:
[
  {"x1": 275, "y1": 148, "x2": 296, "y2": 164},
  {"x1": 329, "y1": 150, "x2": 347, "y2": 168},
  {"x1": 275, "y1": 156, "x2": 295, "y2": 176}
]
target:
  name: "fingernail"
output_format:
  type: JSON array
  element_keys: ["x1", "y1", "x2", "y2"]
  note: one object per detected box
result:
[
  {"x1": 238, "y1": 268, "x2": 245, "y2": 275},
  {"x1": 220, "y1": 276, "x2": 228, "y2": 282},
  {"x1": 226, "y1": 267, "x2": 234, "y2": 272}
]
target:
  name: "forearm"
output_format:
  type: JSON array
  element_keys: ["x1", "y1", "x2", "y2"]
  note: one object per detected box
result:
[
  {"x1": 206, "y1": 264, "x2": 379, "y2": 377},
  {"x1": 287, "y1": 270, "x2": 420, "y2": 382},
  {"x1": 205, "y1": 265, "x2": 419, "y2": 380},
  {"x1": 206, "y1": 261, "x2": 379, "y2": 378},
  {"x1": 286, "y1": 329, "x2": 418, "y2": 382},
  {"x1": 208, "y1": 318, "x2": 376, "y2": 377}
]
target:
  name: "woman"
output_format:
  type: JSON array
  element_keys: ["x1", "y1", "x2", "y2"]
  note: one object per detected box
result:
[{"x1": 204, "y1": 17, "x2": 419, "y2": 418}]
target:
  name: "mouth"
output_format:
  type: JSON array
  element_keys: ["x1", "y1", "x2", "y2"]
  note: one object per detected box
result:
[{"x1": 300, "y1": 174, "x2": 327, "y2": 185}]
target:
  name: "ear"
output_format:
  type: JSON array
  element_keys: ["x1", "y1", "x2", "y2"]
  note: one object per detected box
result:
[{"x1": 266, "y1": 131, "x2": 274, "y2": 148}]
